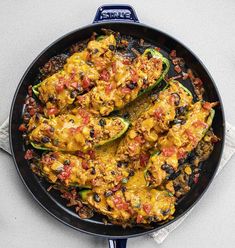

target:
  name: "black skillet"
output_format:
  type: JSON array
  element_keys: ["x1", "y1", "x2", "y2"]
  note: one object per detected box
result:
[{"x1": 9, "y1": 5, "x2": 225, "y2": 248}]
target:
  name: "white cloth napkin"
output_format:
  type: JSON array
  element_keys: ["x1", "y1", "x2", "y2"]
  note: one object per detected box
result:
[{"x1": 1, "y1": 118, "x2": 235, "y2": 244}]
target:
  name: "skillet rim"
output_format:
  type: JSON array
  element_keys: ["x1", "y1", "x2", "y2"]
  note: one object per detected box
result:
[{"x1": 9, "y1": 21, "x2": 225, "y2": 239}]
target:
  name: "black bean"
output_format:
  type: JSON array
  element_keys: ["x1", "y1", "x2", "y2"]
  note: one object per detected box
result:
[
  {"x1": 104, "y1": 191, "x2": 113, "y2": 197},
  {"x1": 111, "y1": 171, "x2": 115, "y2": 175},
  {"x1": 170, "y1": 119, "x2": 186, "y2": 126},
  {"x1": 79, "y1": 72, "x2": 84, "y2": 80},
  {"x1": 93, "y1": 193, "x2": 101, "y2": 202},
  {"x1": 143, "y1": 78, "x2": 148, "y2": 84},
  {"x1": 161, "y1": 209, "x2": 170, "y2": 216},
  {"x1": 178, "y1": 158, "x2": 185, "y2": 165},
  {"x1": 174, "y1": 185, "x2": 181, "y2": 191},
  {"x1": 121, "y1": 186, "x2": 127, "y2": 192},
  {"x1": 169, "y1": 170, "x2": 180, "y2": 180},
  {"x1": 86, "y1": 61, "x2": 93, "y2": 66},
  {"x1": 99, "y1": 119, "x2": 106, "y2": 127},
  {"x1": 117, "y1": 161, "x2": 128, "y2": 168},
  {"x1": 171, "y1": 93, "x2": 181, "y2": 106},
  {"x1": 70, "y1": 90, "x2": 77, "y2": 98},
  {"x1": 77, "y1": 85, "x2": 84, "y2": 93},
  {"x1": 147, "y1": 52, "x2": 153, "y2": 60},
  {"x1": 161, "y1": 163, "x2": 174, "y2": 174},
  {"x1": 35, "y1": 113, "x2": 40, "y2": 122},
  {"x1": 176, "y1": 106, "x2": 187, "y2": 116},
  {"x1": 48, "y1": 95, "x2": 55, "y2": 102},
  {"x1": 69, "y1": 119, "x2": 74, "y2": 123},
  {"x1": 41, "y1": 136, "x2": 50, "y2": 143},
  {"x1": 90, "y1": 129, "x2": 95, "y2": 138},
  {"x1": 64, "y1": 159, "x2": 70, "y2": 165},
  {"x1": 50, "y1": 127, "x2": 55, "y2": 132},
  {"x1": 93, "y1": 48, "x2": 99, "y2": 54},
  {"x1": 127, "y1": 81, "x2": 137, "y2": 90},
  {"x1": 129, "y1": 170, "x2": 135, "y2": 177},
  {"x1": 109, "y1": 45, "x2": 115, "y2": 51},
  {"x1": 122, "y1": 112, "x2": 130, "y2": 119},
  {"x1": 90, "y1": 167, "x2": 96, "y2": 175}
]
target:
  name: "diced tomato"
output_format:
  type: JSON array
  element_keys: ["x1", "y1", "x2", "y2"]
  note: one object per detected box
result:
[
  {"x1": 76, "y1": 95, "x2": 85, "y2": 104},
  {"x1": 47, "y1": 107, "x2": 59, "y2": 116},
  {"x1": 136, "y1": 214, "x2": 143, "y2": 224},
  {"x1": 202, "y1": 102, "x2": 212, "y2": 110},
  {"x1": 174, "y1": 65, "x2": 182, "y2": 73},
  {"x1": 69, "y1": 126, "x2": 82, "y2": 134},
  {"x1": 134, "y1": 135, "x2": 144, "y2": 144},
  {"x1": 162, "y1": 146, "x2": 177, "y2": 157},
  {"x1": 185, "y1": 129, "x2": 197, "y2": 143},
  {"x1": 130, "y1": 69, "x2": 139, "y2": 82},
  {"x1": 113, "y1": 196, "x2": 129, "y2": 210},
  {"x1": 42, "y1": 154, "x2": 53, "y2": 164},
  {"x1": 193, "y1": 78, "x2": 203, "y2": 86},
  {"x1": 155, "y1": 47, "x2": 161, "y2": 52},
  {"x1": 76, "y1": 150, "x2": 85, "y2": 158},
  {"x1": 71, "y1": 82, "x2": 78, "y2": 89},
  {"x1": 169, "y1": 94, "x2": 176, "y2": 106},
  {"x1": 24, "y1": 149, "x2": 33, "y2": 160},
  {"x1": 100, "y1": 69, "x2": 110, "y2": 81},
  {"x1": 112, "y1": 62, "x2": 116, "y2": 73},
  {"x1": 55, "y1": 82, "x2": 64, "y2": 93},
  {"x1": 169, "y1": 50, "x2": 177, "y2": 58},
  {"x1": 193, "y1": 174, "x2": 200, "y2": 184},
  {"x1": 113, "y1": 195, "x2": 122, "y2": 205},
  {"x1": 83, "y1": 115, "x2": 90, "y2": 125},
  {"x1": 153, "y1": 107, "x2": 164, "y2": 120},
  {"x1": 116, "y1": 175, "x2": 123, "y2": 182},
  {"x1": 123, "y1": 58, "x2": 131, "y2": 65},
  {"x1": 121, "y1": 87, "x2": 131, "y2": 94},
  {"x1": 29, "y1": 108, "x2": 36, "y2": 116},
  {"x1": 87, "y1": 150, "x2": 95, "y2": 159},
  {"x1": 82, "y1": 76, "x2": 91, "y2": 89},
  {"x1": 19, "y1": 123, "x2": 27, "y2": 132},
  {"x1": 58, "y1": 165, "x2": 72, "y2": 180},
  {"x1": 81, "y1": 160, "x2": 89, "y2": 170},
  {"x1": 143, "y1": 203, "x2": 152, "y2": 214},
  {"x1": 193, "y1": 120, "x2": 208, "y2": 128},
  {"x1": 177, "y1": 148, "x2": 186, "y2": 159},
  {"x1": 112, "y1": 184, "x2": 121, "y2": 192},
  {"x1": 78, "y1": 109, "x2": 90, "y2": 124},
  {"x1": 140, "y1": 153, "x2": 150, "y2": 167},
  {"x1": 105, "y1": 83, "x2": 113, "y2": 94}
]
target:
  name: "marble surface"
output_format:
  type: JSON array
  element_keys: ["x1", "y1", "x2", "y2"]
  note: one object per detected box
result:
[{"x1": 0, "y1": 0, "x2": 235, "y2": 247}]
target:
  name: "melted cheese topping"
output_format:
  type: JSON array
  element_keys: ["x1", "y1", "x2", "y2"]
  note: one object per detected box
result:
[{"x1": 28, "y1": 111, "x2": 128, "y2": 152}]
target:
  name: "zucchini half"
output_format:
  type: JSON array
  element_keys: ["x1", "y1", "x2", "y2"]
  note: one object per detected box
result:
[
  {"x1": 138, "y1": 48, "x2": 170, "y2": 97},
  {"x1": 29, "y1": 116, "x2": 129, "y2": 152}
]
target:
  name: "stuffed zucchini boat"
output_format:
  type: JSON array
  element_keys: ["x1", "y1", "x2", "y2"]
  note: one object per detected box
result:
[
  {"x1": 33, "y1": 35, "x2": 116, "y2": 116},
  {"x1": 116, "y1": 80, "x2": 193, "y2": 166},
  {"x1": 28, "y1": 109, "x2": 129, "y2": 152},
  {"x1": 145, "y1": 101, "x2": 216, "y2": 187},
  {"x1": 35, "y1": 151, "x2": 128, "y2": 189},
  {"x1": 77, "y1": 48, "x2": 170, "y2": 116}
]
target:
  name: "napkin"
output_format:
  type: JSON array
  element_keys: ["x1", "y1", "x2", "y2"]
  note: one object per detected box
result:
[{"x1": 1, "y1": 118, "x2": 235, "y2": 244}]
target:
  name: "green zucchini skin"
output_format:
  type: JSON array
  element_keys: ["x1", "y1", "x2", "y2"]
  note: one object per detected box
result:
[
  {"x1": 138, "y1": 48, "x2": 170, "y2": 97},
  {"x1": 32, "y1": 83, "x2": 41, "y2": 97},
  {"x1": 30, "y1": 117, "x2": 129, "y2": 151},
  {"x1": 79, "y1": 189, "x2": 92, "y2": 201}
]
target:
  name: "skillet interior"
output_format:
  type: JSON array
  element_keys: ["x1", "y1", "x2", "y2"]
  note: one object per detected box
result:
[{"x1": 10, "y1": 22, "x2": 225, "y2": 238}]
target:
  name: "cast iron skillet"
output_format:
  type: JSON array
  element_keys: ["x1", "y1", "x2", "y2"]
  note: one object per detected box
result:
[{"x1": 9, "y1": 5, "x2": 225, "y2": 248}]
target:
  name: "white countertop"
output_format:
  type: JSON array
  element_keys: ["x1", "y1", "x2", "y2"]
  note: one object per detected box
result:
[{"x1": 0, "y1": 1, "x2": 235, "y2": 247}]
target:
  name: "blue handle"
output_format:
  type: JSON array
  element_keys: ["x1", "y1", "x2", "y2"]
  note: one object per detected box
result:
[
  {"x1": 93, "y1": 5, "x2": 139, "y2": 23},
  {"x1": 108, "y1": 239, "x2": 127, "y2": 248}
]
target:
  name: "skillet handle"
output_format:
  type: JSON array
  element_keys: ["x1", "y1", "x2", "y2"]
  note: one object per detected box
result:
[
  {"x1": 108, "y1": 239, "x2": 127, "y2": 248},
  {"x1": 93, "y1": 5, "x2": 139, "y2": 23}
]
